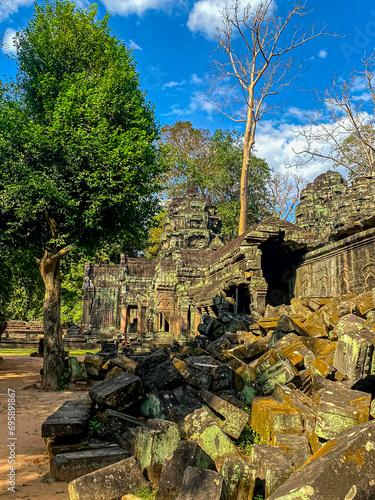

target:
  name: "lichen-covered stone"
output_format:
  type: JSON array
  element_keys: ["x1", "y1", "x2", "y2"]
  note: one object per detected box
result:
[
  {"x1": 256, "y1": 358, "x2": 299, "y2": 396},
  {"x1": 134, "y1": 419, "x2": 181, "y2": 488},
  {"x1": 333, "y1": 328, "x2": 375, "y2": 379},
  {"x1": 251, "y1": 397, "x2": 304, "y2": 445},
  {"x1": 198, "y1": 389, "x2": 249, "y2": 439},
  {"x1": 220, "y1": 457, "x2": 255, "y2": 500},
  {"x1": 249, "y1": 444, "x2": 294, "y2": 498},
  {"x1": 182, "y1": 408, "x2": 242, "y2": 472},
  {"x1": 68, "y1": 357, "x2": 88, "y2": 382},
  {"x1": 273, "y1": 333, "x2": 315, "y2": 370},
  {"x1": 156, "y1": 441, "x2": 216, "y2": 500},
  {"x1": 314, "y1": 384, "x2": 371, "y2": 440},
  {"x1": 68, "y1": 456, "x2": 148, "y2": 500},
  {"x1": 268, "y1": 419, "x2": 375, "y2": 500}
]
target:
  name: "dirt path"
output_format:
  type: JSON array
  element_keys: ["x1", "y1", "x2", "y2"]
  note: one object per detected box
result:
[{"x1": 0, "y1": 356, "x2": 88, "y2": 500}]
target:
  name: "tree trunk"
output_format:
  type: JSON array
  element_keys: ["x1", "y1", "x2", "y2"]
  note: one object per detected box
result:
[
  {"x1": 39, "y1": 254, "x2": 65, "y2": 390},
  {"x1": 238, "y1": 115, "x2": 255, "y2": 235}
]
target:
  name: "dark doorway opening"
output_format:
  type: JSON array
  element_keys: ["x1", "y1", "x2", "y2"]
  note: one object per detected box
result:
[
  {"x1": 127, "y1": 305, "x2": 138, "y2": 333},
  {"x1": 260, "y1": 232, "x2": 306, "y2": 306}
]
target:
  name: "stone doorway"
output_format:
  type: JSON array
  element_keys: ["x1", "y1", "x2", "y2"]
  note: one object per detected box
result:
[{"x1": 260, "y1": 233, "x2": 306, "y2": 306}]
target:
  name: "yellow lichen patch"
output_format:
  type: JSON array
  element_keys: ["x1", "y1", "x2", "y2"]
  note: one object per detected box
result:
[
  {"x1": 303, "y1": 438, "x2": 338, "y2": 465},
  {"x1": 342, "y1": 447, "x2": 365, "y2": 467}
]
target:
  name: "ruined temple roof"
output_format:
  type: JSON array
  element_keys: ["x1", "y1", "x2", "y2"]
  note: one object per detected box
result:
[{"x1": 209, "y1": 217, "x2": 317, "y2": 266}]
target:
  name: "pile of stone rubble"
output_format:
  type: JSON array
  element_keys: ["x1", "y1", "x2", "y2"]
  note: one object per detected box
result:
[{"x1": 42, "y1": 290, "x2": 375, "y2": 499}]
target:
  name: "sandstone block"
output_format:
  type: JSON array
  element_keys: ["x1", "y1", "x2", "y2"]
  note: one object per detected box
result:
[
  {"x1": 256, "y1": 359, "x2": 298, "y2": 396},
  {"x1": 273, "y1": 333, "x2": 315, "y2": 369},
  {"x1": 249, "y1": 444, "x2": 293, "y2": 498},
  {"x1": 182, "y1": 408, "x2": 242, "y2": 472},
  {"x1": 156, "y1": 441, "x2": 216, "y2": 500},
  {"x1": 268, "y1": 420, "x2": 375, "y2": 500},
  {"x1": 251, "y1": 397, "x2": 304, "y2": 445},
  {"x1": 50, "y1": 445, "x2": 129, "y2": 481},
  {"x1": 104, "y1": 366, "x2": 124, "y2": 380},
  {"x1": 68, "y1": 357, "x2": 88, "y2": 382},
  {"x1": 273, "y1": 385, "x2": 318, "y2": 441},
  {"x1": 140, "y1": 386, "x2": 202, "y2": 422},
  {"x1": 68, "y1": 456, "x2": 148, "y2": 500},
  {"x1": 333, "y1": 328, "x2": 375, "y2": 379},
  {"x1": 110, "y1": 355, "x2": 137, "y2": 374},
  {"x1": 224, "y1": 336, "x2": 269, "y2": 362},
  {"x1": 302, "y1": 310, "x2": 328, "y2": 338},
  {"x1": 274, "y1": 434, "x2": 311, "y2": 469},
  {"x1": 134, "y1": 419, "x2": 181, "y2": 488},
  {"x1": 354, "y1": 290, "x2": 375, "y2": 316},
  {"x1": 330, "y1": 314, "x2": 367, "y2": 341},
  {"x1": 42, "y1": 399, "x2": 92, "y2": 438},
  {"x1": 173, "y1": 358, "x2": 213, "y2": 390},
  {"x1": 97, "y1": 409, "x2": 145, "y2": 442},
  {"x1": 89, "y1": 372, "x2": 143, "y2": 411},
  {"x1": 220, "y1": 457, "x2": 255, "y2": 500},
  {"x1": 176, "y1": 467, "x2": 230, "y2": 500},
  {"x1": 84, "y1": 353, "x2": 104, "y2": 377},
  {"x1": 198, "y1": 389, "x2": 249, "y2": 439},
  {"x1": 314, "y1": 384, "x2": 371, "y2": 440}
]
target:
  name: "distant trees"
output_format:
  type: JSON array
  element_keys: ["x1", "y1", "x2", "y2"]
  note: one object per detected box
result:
[
  {"x1": 209, "y1": 0, "x2": 331, "y2": 235},
  {"x1": 159, "y1": 121, "x2": 270, "y2": 241},
  {"x1": 0, "y1": 0, "x2": 164, "y2": 389},
  {"x1": 295, "y1": 55, "x2": 375, "y2": 178},
  {"x1": 268, "y1": 171, "x2": 306, "y2": 222}
]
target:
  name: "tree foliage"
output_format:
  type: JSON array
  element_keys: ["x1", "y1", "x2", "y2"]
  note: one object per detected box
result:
[
  {"x1": 159, "y1": 121, "x2": 270, "y2": 241},
  {"x1": 0, "y1": 0, "x2": 164, "y2": 389}
]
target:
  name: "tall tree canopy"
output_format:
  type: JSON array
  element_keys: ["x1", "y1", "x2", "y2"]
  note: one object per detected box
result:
[
  {"x1": 159, "y1": 121, "x2": 270, "y2": 240},
  {"x1": 0, "y1": 0, "x2": 164, "y2": 389}
]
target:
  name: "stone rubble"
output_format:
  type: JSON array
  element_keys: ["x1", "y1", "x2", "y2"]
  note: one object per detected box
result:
[{"x1": 42, "y1": 288, "x2": 375, "y2": 499}]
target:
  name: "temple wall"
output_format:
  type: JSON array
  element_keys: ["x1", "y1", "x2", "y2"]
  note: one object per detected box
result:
[{"x1": 295, "y1": 227, "x2": 375, "y2": 298}]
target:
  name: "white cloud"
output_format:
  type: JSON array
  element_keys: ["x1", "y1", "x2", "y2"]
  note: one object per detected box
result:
[
  {"x1": 163, "y1": 79, "x2": 186, "y2": 89},
  {"x1": 187, "y1": 0, "x2": 265, "y2": 39},
  {"x1": 128, "y1": 39, "x2": 142, "y2": 50},
  {"x1": 0, "y1": 0, "x2": 33, "y2": 18},
  {"x1": 190, "y1": 73, "x2": 204, "y2": 85},
  {"x1": 1, "y1": 28, "x2": 18, "y2": 55},
  {"x1": 254, "y1": 119, "x2": 344, "y2": 180},
  {"x1": 317, "y1": 49, "x2": 328, "y2": 59},
  {"x1": 163, "y1": 91, "x2": 216, "y2": 117},
  {"x1": 100, "y1": 0, "x2": 174, "y2": 16}
]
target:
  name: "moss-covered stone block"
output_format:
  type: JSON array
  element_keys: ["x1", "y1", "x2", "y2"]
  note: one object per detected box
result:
[
  {"x1": 182, "y1": 408, "x2": 242, "y2": 472},
  {"x1": 134, "y1": 419, "x2": 181, "y2": 488}
]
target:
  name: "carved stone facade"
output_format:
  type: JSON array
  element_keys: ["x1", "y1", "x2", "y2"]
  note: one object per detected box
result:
[{"x1": 82, "y1": 173, "x2": 375, "y2": 340}]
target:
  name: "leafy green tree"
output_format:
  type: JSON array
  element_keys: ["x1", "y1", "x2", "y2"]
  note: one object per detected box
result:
[
  {"x1": 0, "y1": 0, "x2": 163, "y2": 389},
  {"x1": 159, "y1": 122, "x2": 270, "y2": 241}
]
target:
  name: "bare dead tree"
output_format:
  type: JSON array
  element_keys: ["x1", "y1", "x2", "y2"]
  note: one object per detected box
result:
[
  {"x1": 294, "y1": 54, "x2": 375, "y2": 178},
  {"x1": 268, "y1": 171, "x2": 306, "y2": 221},
  {"x1": 209, "y1": 0, "x2": 333, "y2": 235}
]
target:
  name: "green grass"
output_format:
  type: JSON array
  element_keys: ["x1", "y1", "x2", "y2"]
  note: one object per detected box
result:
[
  {"x1": 133, "y1": 489, "x2": 157, "y2": 500},
  {"x1": 0, "y1": 348, "x2": 99, "y2": 356}
]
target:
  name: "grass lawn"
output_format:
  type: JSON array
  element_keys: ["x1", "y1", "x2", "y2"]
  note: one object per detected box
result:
[{"x1": 0, "y1": 348, "x2": 100, "y2": 356}]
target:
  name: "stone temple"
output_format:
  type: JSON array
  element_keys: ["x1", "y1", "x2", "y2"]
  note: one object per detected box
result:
[{"x1": 82, "y1": 172, "x2": 375, "y2": 341}]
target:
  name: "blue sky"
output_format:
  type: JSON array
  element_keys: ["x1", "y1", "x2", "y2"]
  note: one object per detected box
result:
[{"x1": 1, "y1": 0, "x2": 375, "y2": 179}]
